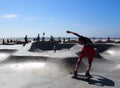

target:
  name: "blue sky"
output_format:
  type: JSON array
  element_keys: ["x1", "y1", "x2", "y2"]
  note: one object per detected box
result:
[{"x1": 0, "y1": 0, "x2": 120, "y2": 38}]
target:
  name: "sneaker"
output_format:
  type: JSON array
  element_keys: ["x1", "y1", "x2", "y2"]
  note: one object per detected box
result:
[
  {"x1": 85, "y1": 72, "x2": 92, "y2": 78},
  {"x1": 72, "y1": 71, "x2": 77, "y2": 78},
  {"x1": 72, "y1": 75, "x2": 77, "y2": 79}
]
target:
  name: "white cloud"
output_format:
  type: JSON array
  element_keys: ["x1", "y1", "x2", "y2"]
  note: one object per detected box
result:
[{"x1": 0, "y1": 14, "x2": 18, "y2": 19}]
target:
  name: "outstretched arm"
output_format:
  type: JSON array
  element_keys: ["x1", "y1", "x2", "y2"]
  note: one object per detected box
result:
[{"x1": 66, "y1": 30, "x2": 82, "y2": 37}]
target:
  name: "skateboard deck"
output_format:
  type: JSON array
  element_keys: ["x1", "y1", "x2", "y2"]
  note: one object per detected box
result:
[{"x1": 70, "y1": 72, "x2": 93, "y2": 81}]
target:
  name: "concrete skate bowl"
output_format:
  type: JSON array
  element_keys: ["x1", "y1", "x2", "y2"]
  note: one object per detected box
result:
[
  {"x1": 102, "y1": 44, "x2": 120, "y2": 56},
  {"x1": 1, "y1": 55, "x2": 88, "y2": 78},
  {"x1": 94, "y1": 43, "x2": 120, "y2": 58},
  {"x1": 93, "y1": 43, "x2": 113, "y2": 58},
  {"x1": 0, "y1": 49, "x2": 17, "y2": 62},
  {"x1": 0, "y1": 43, "x2": 88, "y2": 79},
  {"x1": 1, "y1": 43, "x2": 120, "y2": 79},
  {"x1": 0, "y1": 49, "x2": 17, "y2": 53},
  {"x1": 92, "y1": 43, "x2": 120, "y2": 74},
  {"x1": 29, "y1": 42, "x2": 75, "y2": 51}
]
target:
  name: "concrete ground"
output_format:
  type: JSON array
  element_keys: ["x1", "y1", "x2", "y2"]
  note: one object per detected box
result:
[{"x1": 0, "y1": 42, "x2": 120, "y2": 88}]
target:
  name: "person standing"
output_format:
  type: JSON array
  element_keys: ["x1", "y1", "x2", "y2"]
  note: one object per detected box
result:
[{"x1": 23, "y1": 35, "x2": 28, "y2": 46}]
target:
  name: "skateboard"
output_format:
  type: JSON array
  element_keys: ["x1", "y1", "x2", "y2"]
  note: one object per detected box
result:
[{"x1": 70, "y1": 72, "x2": 93, "y2": 81}]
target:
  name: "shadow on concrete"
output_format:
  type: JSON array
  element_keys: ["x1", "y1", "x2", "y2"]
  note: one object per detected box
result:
[{"x1": 76, "y1": 75, "x2": 115, "y2": 87}]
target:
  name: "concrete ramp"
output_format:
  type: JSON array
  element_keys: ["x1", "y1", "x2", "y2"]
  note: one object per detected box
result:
[
  {"x1": 0, "y1": 43, "x2": 87, "y2": 78},
  {"x1": 95, "y1": 44, "x2": 120, "y2": 61},
  {"x1": 1, "y1": 55, "x2": 87, "y2": 78},
  {"x1": 29, "y1": 42, "x2": 75, "y2": 51},
  {"x1": 102, "y1": 44, "x2": 120, "y2": 56}
]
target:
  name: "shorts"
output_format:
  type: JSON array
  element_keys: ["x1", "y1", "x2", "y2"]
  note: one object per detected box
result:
[{"x1": 80, "y1": 46, "x2": 94, "y2": 62}]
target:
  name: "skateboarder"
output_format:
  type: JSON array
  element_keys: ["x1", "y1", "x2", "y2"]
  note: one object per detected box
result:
[{"x1": 66, "y1": 30, "x2": 94, "y2": 78}]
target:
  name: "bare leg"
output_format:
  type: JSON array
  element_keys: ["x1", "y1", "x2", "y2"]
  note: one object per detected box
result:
[
  {"x1": 85, "y1": 61, "x2": 92, "y2": 77},
  {"x1": 74, "y1": 58, "x2": 82, "y2": 76}
]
